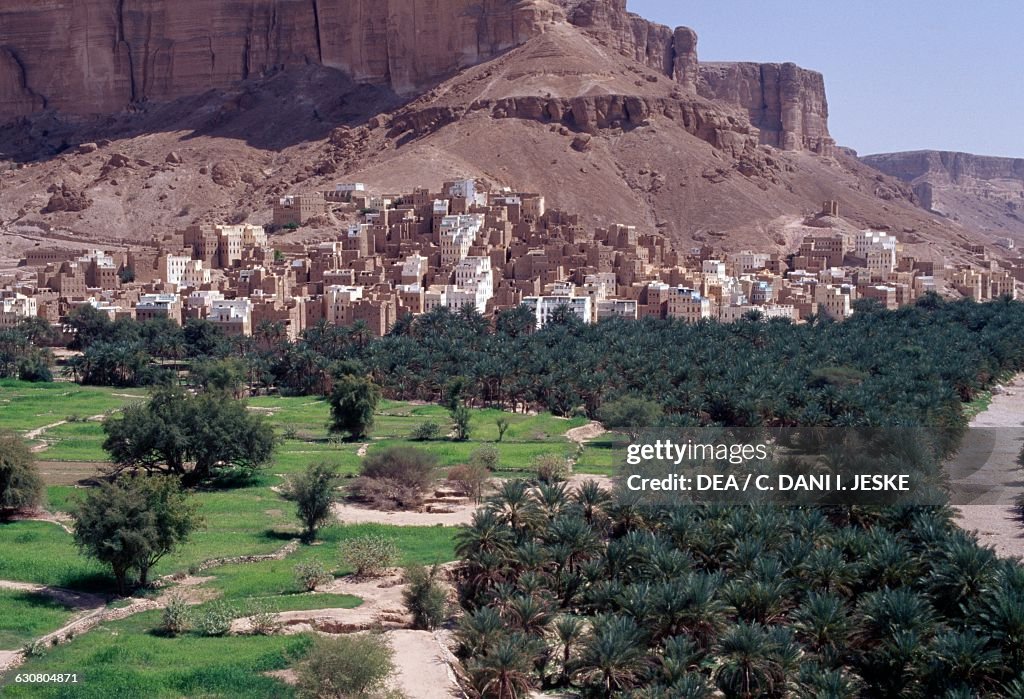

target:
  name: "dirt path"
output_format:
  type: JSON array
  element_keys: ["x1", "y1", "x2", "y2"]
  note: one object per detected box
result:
[
  {"x1": 240, "y1": 569, "x2": 463, "y2": 698},
  {"x1": 565, "y1": 421, "x2": 607, "y2": 444},
  {"x1": 951, "y1": 374, "x2": 1024, "y2": 557}
]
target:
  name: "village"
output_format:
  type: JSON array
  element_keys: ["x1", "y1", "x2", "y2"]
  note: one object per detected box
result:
[{"x1": 2, "y1": 180, "x2": 1020, "y2": 339}]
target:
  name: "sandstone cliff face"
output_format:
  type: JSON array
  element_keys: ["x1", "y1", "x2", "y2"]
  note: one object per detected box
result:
[
  {"x1": 0, "y1": 0, "x2": 831, "y2": 154},
  {"x1": 0, "y1": 0, "x2": 562, "y2": 116},
  {"x1": 698, "y1": 62, "x2": 833, "y2": 155},
  {"x1": 863, "y1": 151, "x2": 1024, "y2": 234}
]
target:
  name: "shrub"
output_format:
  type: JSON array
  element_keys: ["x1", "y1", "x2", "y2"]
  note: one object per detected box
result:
[
  {"x1": 470, "y1": 446, "x2": 500, "y2": 471},
  {"x1": 295, "y1": 634, "x2": 395, "y2": 699},
  {"x1": 403, "y1": 565, "x2": 448, "y2": 630},
  {"x1": 495, "y1": 416, "x2": 510, "y2": 442},
  {"x1": 342, "y1": 535, "x2": 399, "y2": 577},
  {"x1": 161, "y1": 593, "x2": 192, "y2": 636},
  {"x1": 196, "y1": 599, "x2": 235, "y2": 637},
  {"x1": 447, "y1": 462, "x2": 490, "y2": 504},
  {"x1": 533, "y1": 454, "x2": 571, "y2": 484},
  {"x1": 247, "y1": 599, "x2": 280, "y2": 636},
  {"x1": 347, "y1": 476, "x2": 425, "y2": 511},
  {"x1": 410, "y1": 421, "x2": 441, "y2": 441},
  {"x1": 451, "y1": 404, "x2": 472, "y2": 441},
  {"x1": 294, "y1": 560, "x2": 333, "y2": 592},
  {"x1": 360, "y1": 446, "x2": 437, "y2": 492},
  {"x1": 23, "y1": 639, "x2": 47, "y2": 658}
]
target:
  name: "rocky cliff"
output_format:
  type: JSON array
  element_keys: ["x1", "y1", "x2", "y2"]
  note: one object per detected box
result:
[
  {"x1": 0, "y1": 0, "x2": 830, "y2": 153},
  {"x1": 0, "y1": 0, "x2": 563, "y2": 115},
  {"x1": 862, "y1": 150, "x2": 1024, "y2": 240},
  {"x1": 697, "y1": 62, "x2": 833, "y2": 154}
]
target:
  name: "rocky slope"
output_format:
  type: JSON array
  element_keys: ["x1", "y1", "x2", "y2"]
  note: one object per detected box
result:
[
  {"x1": 864, "y1": 151, "x2": 1024, "y2": 242},
  {"x1": 0, "y1": 1, "x2": 994, "y2": 272}
]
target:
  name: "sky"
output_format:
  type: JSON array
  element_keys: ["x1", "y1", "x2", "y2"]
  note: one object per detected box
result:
[{"x1": 628, "y1": 1, "x2": 1023, "y2": 158}]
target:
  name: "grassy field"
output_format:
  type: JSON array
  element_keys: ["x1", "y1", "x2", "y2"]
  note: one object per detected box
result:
[
  {"x1": 0, "y1": 380, "x2": 145, "y2": 432},
  {"x1": 0, "y1": 589, "x2": 79, "y2": 649},
  {"x1": 0, "y1": 611, "x2": 311, "y2": 698},
  {"x1": 0, "y1": 521, "x2": 112, "y2": 590},
  {"x1": 0, "y1": 381, "x2": 587, "y2": 694}
]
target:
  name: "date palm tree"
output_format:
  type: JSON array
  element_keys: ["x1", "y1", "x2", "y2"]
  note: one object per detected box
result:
[{"x1": 573, "y1": 615, "x2": 651, "y2": 699}]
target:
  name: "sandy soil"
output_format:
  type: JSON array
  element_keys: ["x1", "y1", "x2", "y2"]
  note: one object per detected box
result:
[
  {"x1": 388, "y1": 629, "x2": 462, "y2": 699},
  {"x1": 952, "y1": 374, "x2": 1024, "y2": 558},
  {"x1": 240, "y1": 568, "x2": 462, "y2": 698},
  {"x1": 260, "y1": 630, "x2": 462, "y2": 699},
  {"x1": 565, "y1": 421, "x2": 607, "y2": 444},
  {"x1": 333, "y1": 473, "x2": 614, "y2": 528}
]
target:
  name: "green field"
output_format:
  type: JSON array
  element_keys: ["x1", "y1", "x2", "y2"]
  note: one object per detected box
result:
[
  {"x1": 0, "y1": 381, "x2": 598, "y2": 694},
  {"x1": 0, "y1": 611, "x2": 311, "y2": 699},
  {"x1": 0, "y1": 589, "x2": 80, "y2": 649},
  {"x1": 0, "y1": 380, "x2": 145, "y2": 432}
]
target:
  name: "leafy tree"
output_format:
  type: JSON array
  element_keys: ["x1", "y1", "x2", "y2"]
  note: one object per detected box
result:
[
  {"x1": 597, "y1": 395, "x2": 663, "y2": 441},
  {"x1": 282, "y1": 462, "x2": 342, "y2": 542},
  {"x1": 73, "y1": 475, "x2": 201, "y2": 593},
  {"x1": 102, "y1": 386, "x2": 276, "y2": 486},
  {"x1": 328, "y1": 374, "x2": 380, "y2": 440},
  {"x1": 189, "y1": 357, "x2": 247, "y2": 396},
  {"x1": 0, "y1": 431, "x2": 43, "y2": 518}
]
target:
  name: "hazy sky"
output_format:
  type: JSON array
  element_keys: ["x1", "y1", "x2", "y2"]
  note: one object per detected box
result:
[{"x1": 629, "y1": 1, "x2": 1023, "y2": 158}]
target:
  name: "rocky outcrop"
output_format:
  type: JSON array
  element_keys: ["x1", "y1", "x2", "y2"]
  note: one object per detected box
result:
[
  {"x1": 863, "y1": 150, "x2": 1024, "y2": 222},
  {"x1": 0, "y1": 0, "x2": 563, "y2": 116},
  {"x1": 698, "y1": 62, "x2": 834, "y2": 155},
  {"x1": 387, "y1": 93, "x2": 759, "y2": 157}
]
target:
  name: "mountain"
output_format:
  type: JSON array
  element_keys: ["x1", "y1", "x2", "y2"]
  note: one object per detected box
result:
[
  {"x1": 0, "y1": 0, "x2": 996, "y2": 271},
  {"x1": 862, "y1": 150, "x2": 1024, "y2": 243}
]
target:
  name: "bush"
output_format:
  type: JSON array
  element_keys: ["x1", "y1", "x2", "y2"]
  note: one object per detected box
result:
[
  {"x1": 470, "y1": 446, "x2": 500, "y2": 471},
  {"x1": 403, "y1": 565, "x2": 448, "y2": 630},
  {"x1": 347, "y1": 476, "x2": 425, "y2": 511},
  {"x1": 196, "y1": 599, "x2": 235, "y2": 637},
  {"x1": 294, "y1": 560, "x2": 333, "y2": 592},
  {"x1": 450, "y1": 405, "x2": 472, "y2": 441},
  {"x1": 247, "y1": 599, "x2": 280, "y2": 636},
  {"x1": 23, "y1": 639, "x2": 47, "y2": 658},
  {"x1": 533, "y1": 454, "x2": 571, "y2": 484},
  {"x1": 410, "y1": 421, "x2": 441, "y2": 441},
  {"x1": 161, "y1": 593, "x2": 192, "y2": 636},
  {"x1": 295, "y1": 634, "x2": 395, "y2": 699},
  {"x1": 342, "y1": 535, "x2": 399, "y2": 577},
  {"x1": 447, "y1": 462, "x2": 490, "y2": 504},
  {"x1": 360, "y1": 446, "x2": 437, "y2": 492}
]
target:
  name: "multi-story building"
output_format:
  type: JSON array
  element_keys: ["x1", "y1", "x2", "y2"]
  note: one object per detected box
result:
[
  {"x1": 666, "y1": 286, "x2": 711, "y2": 323},
  {"x1": 136, "y1": 293, "x2": 182, "y2": 324},
  {"x1": 522, "y1": 295, "x2": 592, "y2": 328}
]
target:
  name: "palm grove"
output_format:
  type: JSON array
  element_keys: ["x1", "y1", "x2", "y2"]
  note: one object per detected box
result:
[{"x1": 3, "y1": 296, "x2": 1024, "y2": 695}]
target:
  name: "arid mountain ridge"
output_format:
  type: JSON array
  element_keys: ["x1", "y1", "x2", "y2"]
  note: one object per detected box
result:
[
  {"x1": 0, "y1": 0, "x2": 1012, "y2": 272},
  {"x1": 862, "y1": 150, "x2": 1024, "y2": 241},
  {"x1": 0, "y1": 0, "x2": 831, "y2": 154}
]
